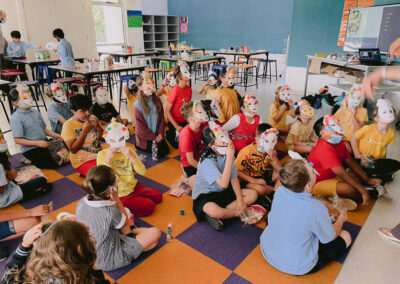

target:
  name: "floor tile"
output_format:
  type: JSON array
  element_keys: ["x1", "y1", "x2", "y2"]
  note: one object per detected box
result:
[
  {"x1": 144, "y1": 159, "x2": 183, "y2": 187},
  {"x1": 234, "y1": 244, "x2": 342, "y2": 284},
  {"x1": 117, "y1": 240, "x2": 231, "y2": 284},
  {"x1": 66, "y1": 172, "x2": 86, "y2": 185},
  {"x1": 41, "y1": 169, "x2": 65, "y2": 183},
  {"x1": 177, "y1": 219, "x2": 263, "y2": 270},
  {"x1": 336, "y1": 222, "x2": 361, "y2": 264},
  {"x1": 55, "y1": 163, "x2": 77, "y2": 176},
  {"x1": 140, "y1": 193, "x2": 196, "y2": 236},
  {"x1": 347, "y1": 199, "x2": 376, "y2": 227},
  {"x1": 223, "y1": 273, "x2": 252, "y2": 284}
]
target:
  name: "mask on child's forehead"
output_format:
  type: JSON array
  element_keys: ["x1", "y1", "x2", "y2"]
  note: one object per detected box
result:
[
  {"x1": 295, "y1": 99, "x2": 314, "y2": 117},
  {"x1": 103, "y1": 118, "x2": 130, "y2": 149},
  {"x1": 51, "y1": 83, "x2": 67, "y2": 103},
  {"x1": 209, "y1": 121, "x2": 230, "y2": 144},
  {"x1": 193, "y1": 100, "x2": 209, "y2": 121},
  {"x1": 346, "y1": 87, "x2": 362, "y2": 109},
  {"x1": 244, "y1": 93, "x2": 258, "y2": 113},
  {"x1": 16, "y1": 84, "x2": 35, "y2": 107},
  {"x1": 261, "y1": 128, "x2": 279, "y2": 151},
  {"x1": 279, "y1": 85, "x2": 291, "y2": 102},
  {"x1": 95, "y1": 87, "x2": 109, "y2": 105},
  {"x1": 323, "y1": 114, "x2": 344, "y2": 134},
  {"x1": 377, "y1": 98, "x2": 395, "y2": 124}
]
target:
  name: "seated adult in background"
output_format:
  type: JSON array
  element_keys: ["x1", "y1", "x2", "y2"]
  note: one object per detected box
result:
[{"x1": 7, "y1": 30, "x2": 36, "y2": 58}]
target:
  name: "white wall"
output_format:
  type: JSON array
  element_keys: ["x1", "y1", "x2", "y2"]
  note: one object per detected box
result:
[
  {"x1": 123, "y1": 0, "x2": 144, "y2": 52},
  {"x1": 0, "y1": 0, "x2": 23, "y2": 42},
  {"x1": 141, "y1": 0, "x2": 168, "y2": 15}
]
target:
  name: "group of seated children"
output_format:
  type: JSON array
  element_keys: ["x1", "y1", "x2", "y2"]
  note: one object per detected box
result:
[{"x1": 2, "y1": 66, "x2": 400, "y2": 278}]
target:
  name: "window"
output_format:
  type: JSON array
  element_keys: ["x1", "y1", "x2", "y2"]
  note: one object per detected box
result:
[{"x1": 92, "y1": 0, "x2": 125, "y2": 49}]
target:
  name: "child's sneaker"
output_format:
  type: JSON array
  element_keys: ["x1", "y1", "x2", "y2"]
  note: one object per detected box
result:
[
  {"x1": 378, "y1": 227, "x2": 400, "y2": 243},
  {"x1": 205, "y1": 213, "x2": 224, "y2": 231},
  {"x1": 365, "y1": 185, "x2": 392, "y2": 199}
]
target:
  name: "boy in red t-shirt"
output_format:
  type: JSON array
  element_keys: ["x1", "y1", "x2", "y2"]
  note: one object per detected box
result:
[
  {"x1": 307, "y1": 115, "x2": 383, "y2": 206},
  {"x1": 179, "y1": 101, "x2": 208, "y2": 178},
  {"x1": 165, "y1": 62, "x2": 192, "y2": 148}
]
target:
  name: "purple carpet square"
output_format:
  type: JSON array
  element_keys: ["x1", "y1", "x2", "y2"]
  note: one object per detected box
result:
[
  {"x1": 127, "y1": 134, "x2": 136, "y2": 145},
  {"x1": 105, "y1": 218, "x2": 167, "y2": 281},
  {"x1": 9, "y1": 153, "x2": 24, "y2": 169},
  {"x1": 223, "y1": 273, "x2": 252, "y2": 284},
  {"x1": 55, "y1": 163, "x2": 76, "y2": 176},
  {"x1": 0, "y1": 237, "x2": 22, "y2": 278},
  {"x1": 135, "y1": 148, "x2": 170, "y2": 169},
  {"x1": 20, "y1": 177, "x2": 85, "y2": 210},
  {"x1": 136, "y1": 175, "x2": 170, "y2": 193},
  {"x1": 336, "y1": 222, "x2": 361, "y2": 264},
  {"x1": 177, "y1": 219, "x2": 263, "y2": 270}
]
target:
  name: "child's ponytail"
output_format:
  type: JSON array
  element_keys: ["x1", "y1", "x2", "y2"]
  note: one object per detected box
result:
[{"x1": 82, "y1": 165, "x2": 116, "y2": 200}]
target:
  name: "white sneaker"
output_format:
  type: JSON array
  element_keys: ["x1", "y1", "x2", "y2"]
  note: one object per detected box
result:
[{"x1": 378, "y1": 227, "x2": 400, "y2": 243}]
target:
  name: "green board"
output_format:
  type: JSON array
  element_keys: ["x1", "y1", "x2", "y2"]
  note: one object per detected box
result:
[{"x1": 128, "y1": 15, "x2": 142, "y2": 28}]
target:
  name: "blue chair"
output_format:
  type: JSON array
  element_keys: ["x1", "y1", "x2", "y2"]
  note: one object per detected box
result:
[
  {"x1": 36, "y1": 65, "x2": 54, "y2": 92},
  {"x1": 119, "y1": 74, "x2": 139, "y2": 112},
  {"x1": 211, "y1": 65, "x2": 227, "y2": 78}
]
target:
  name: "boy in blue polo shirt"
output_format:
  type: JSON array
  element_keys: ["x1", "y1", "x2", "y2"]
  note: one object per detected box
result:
[
  {"x1": 10, "y1": 86, "x2": 63, "y2": 169},
  {"x1": 52, "y1": 28, "x2": 74, "y2": 69},
  {"x1": 7, "y1": 30, "x2": 36, "y2": 58},
  {"x1": 260, "y1": 158, "x2": 352, "y2": 275},
  {"x1": 46, "y1": 83, "x2": 73, "y2": 134}
]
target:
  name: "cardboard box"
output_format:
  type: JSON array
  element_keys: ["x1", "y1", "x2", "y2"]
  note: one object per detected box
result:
[
  {"x1": 321, "y1": 65, "x2": 339, "y2": 76},
  {"x1": 344, "y1": 71, "x2": 364, "y2": 83},
  {"x1": 309, "y1": 59, "x2": 323, "y2": 74}
]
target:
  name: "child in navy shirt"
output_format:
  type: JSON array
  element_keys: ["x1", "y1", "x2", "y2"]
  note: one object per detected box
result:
[{"x1": 260, "y1": 159, "x2": 352, "y2": 275}]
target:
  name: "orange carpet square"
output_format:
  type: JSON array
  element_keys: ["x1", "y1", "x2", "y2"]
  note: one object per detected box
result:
[
  {"x1": 41, "y1": 169, "x2": 64, "y2": 183},
  {"x1": 144, "y1": 159, "x2": 183, "y2": 187},
  {"x1": 117, "y1": 240, "x2": 231, "y2": 284},
  {"x1": 67, "y1": 172, "x2": 85, "y2": 185}
]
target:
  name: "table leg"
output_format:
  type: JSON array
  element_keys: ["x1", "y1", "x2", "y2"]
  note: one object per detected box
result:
[
  {"x1": 107, "y1": 73, "x2": 113, "y2": 100},
  {"x1": 188, "y1": 62, "x2": 193, "y2": 86},
  {"x1": 303, "y1": 58, "x2": 311, "y2": 96},
  {"x1": 30, "y1": 63, "x2": 36, "y2": 81}
]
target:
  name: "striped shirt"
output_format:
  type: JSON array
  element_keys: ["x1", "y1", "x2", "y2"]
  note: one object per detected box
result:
[{"x1": 76, "y1": 196, "x2": 143, "y2": 271}]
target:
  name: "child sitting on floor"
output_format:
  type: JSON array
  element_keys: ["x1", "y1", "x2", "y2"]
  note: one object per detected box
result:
[
  {"x1": 91, "y1": 86, "x2": 129, "y2": 127},
  {"x1": 285, "y1": 99, "x2": 318, "y2": 154},
  {"x1": 46, "y1": 82, "x2": 73, "y2": 134},
  {"x1": 132, "y1": 71, "x2": 168, "y2": 158},
  {"x1": 334, "y1": 86, "x2": 368, "y2": 151},
  {"x1": 260, "y1": 159, "x2": 352, "y2": 275},
  {"x1": 76, "y1": 165, "x2": 161, "y2": 271},
  {"x1": 0, "y1": 139, "x2": 51, "y2": 208},
  {"x1": 223, "y1": 93, "x2": 261, "y2": 153},
  {"x1": 235, "y1": 123, "x2": 281, "y2": 197},
  {"x1": 198, "y1": 71, "x2": 218, "y2": 100},
  {"x1": 267, "y1": 85, "x2": 296, "y2": 135},
  {"x1": 165, "y1": 62, "x2": 192, "y2": 148},
  {"x1": 61, "y1": 94, "x2": 102, "y2": 176},
  {"x1": 97, "y1": 119, "x2": 162, "y2": 217},
  {"x1": 191, "y1": 121, "x2": 258, "y2": 231},
  {"x1": 213, "y1": 65, "x2": 241, "y2": 124},
  {"x1": 308, "y1": 115, "x2": 384, "y2": 206},
  {"x1": 10, "y1": 85, "x2": 63, "y2": 169},
  {"x1": 2, "y1": 220, "x2": 109, "y2": 283},
  {"x1": 179, "y1": 101, "x2": 209, "y2": 178},
  {"x1": 351, "y1": 99, "x2": 400, "y2": 182}
]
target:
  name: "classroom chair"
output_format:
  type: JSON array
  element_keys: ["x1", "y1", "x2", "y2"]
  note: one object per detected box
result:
[
  {"x1": 194, "y1": 60, "x2": 219, "y2": 83},
  {"x1": 119, "y1": 74, "x2": 139, "y2": 112},
  {"x1": 211, "y1": 64, "x2": 227, "y2": 78},
  {"x1": 159, "y1": 60, "x2": 177, "y2": 77},
  {"x1": 1, "y1": 70, "x2": 27, "y2": 82},
  {"x1": 236, "y1": 64, "x2": 258, "y2": 91},
  {"x1": 259, "y1": 59, "x2": 278, "y2": 82},
  {"x1": 10, "y1": 80, "x2": 47, "y2": 112},
  {"x1": 36, "y1": 65, "x2": 54, "y2": 92}
]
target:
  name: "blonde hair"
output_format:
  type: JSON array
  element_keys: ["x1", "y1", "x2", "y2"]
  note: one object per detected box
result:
[
  {"x1": 136, "y1": 76, "x2": 162, "y2": 115},
  {"x1": 181, "y1": 101, "x2": 194, "y2": 121},
  {"x1": 274, "y1": 86, "x2": 283, "y2": 108},
  {"x1": 7, "y1": 221, "x2": 98, "y2": 284},
  {"x1": 279, "y1": 159, "x2": 310, "y2": 193}
]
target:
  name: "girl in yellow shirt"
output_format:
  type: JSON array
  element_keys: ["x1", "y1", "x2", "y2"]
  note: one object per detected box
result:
[{"x1": 267, "y1": 85, "x2": 296, "y2": 135}]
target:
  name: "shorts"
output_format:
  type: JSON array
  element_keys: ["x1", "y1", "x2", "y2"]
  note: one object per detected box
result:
[
  {"x1": 193, "y1": 187, "x2": 237, "y2": 221},
  {"x1": 75, "y1": 159, "x2": 97, "y2": 177},
  {"x1": 307, "y1": 236, "x2": 347, "y2": 274},
  {"x1": 0, "y1": 221, "x2": 16, "y2": 240},
  {"x1": 312, "y1": 177, "x2": 341, "y2": 196},
  {"x1": 183, "y1": 166, "x2": 197, "y2": 178}
]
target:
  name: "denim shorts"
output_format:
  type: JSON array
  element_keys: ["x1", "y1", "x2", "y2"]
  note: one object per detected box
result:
[{"x1": 0, "y1": 220, "x2": 16, "y2": 240}]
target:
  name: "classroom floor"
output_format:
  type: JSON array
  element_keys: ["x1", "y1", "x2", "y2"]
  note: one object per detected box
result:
[{"x1": 1, "y1": 67, "x2": 400, "y2": 284}]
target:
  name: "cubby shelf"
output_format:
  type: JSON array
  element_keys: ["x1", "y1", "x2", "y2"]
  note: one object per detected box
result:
[{"x1": 142, "y1": 15, "x2": 180, "y2": 51}]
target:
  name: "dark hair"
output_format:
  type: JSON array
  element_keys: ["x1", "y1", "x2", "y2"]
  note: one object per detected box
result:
[
  {"x1": 199, "y1": 127, "x2": 217, "y2": 162},
  {"x1": 256, "y1": 123, "x2": 272, "y2": 137},
  {"x1": 0, "y1": 152, "x2": 10, "y2": 171},
  {"x1": 69, "y1": 94, "x2": 92, "y2": 111},
  {"x1": 181, "y1": 101, "x2": 194, "y2": 121},
  {"x1": 82, "y1": 165, "x2": 116, "y2": 200},
  {"x1": 10, "y1": 30, "x2": 21, "y2": 39},
  {"x1": 313, "y1": 117, "x2": 325, "y2": 137},
  {"x1": 53, "y1": 28, "x2": 64, "y2": 39},
  {"x1": 279, "y1": 159, "x2": 310, "y2": 193},
  {"x1": 219, "y1": 67, "x2": 227, "y2": 78},
  {"x1": 9, "y1": 88, "x2": 19, "y2": 102}
]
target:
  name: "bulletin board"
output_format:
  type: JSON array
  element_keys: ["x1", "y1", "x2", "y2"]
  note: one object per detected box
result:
[{"x1": 127, "y1": 10, "x2": 142, "y2": 28}]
